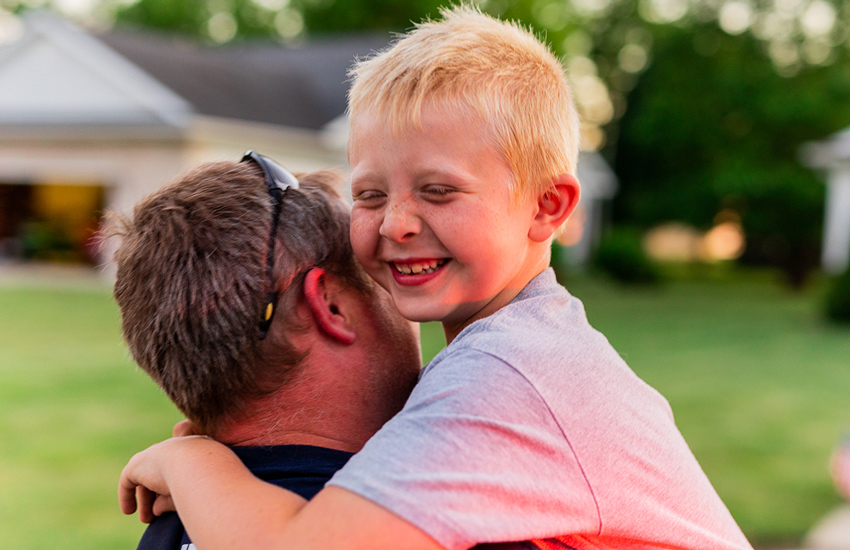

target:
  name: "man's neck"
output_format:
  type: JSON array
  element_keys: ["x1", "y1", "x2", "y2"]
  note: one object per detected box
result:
[
  {"x1": 209, "y1": 366, "x2": 395, "y2": 453},
  {"x1": 215, "y1": 426, "x2": 363, "y2": 452}
]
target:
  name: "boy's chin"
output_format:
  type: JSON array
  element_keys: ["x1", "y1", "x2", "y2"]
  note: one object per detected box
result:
[{"x1": 391, "y1": 304, "x2": 439, "y2": 324}]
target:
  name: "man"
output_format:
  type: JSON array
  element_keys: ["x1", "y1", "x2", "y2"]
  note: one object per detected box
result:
[{"x1": 111, "y1": 153, "x2": 422, "y2": 549}]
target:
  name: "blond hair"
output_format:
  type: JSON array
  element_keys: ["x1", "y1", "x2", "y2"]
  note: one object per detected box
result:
[{"x1": 347, "y1": 5, "x2": 580, "y2": 198}]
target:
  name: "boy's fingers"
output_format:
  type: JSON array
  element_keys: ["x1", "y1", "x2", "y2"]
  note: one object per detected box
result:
[
  {"x1": 118, "y1": 473, "x2": 139, "y2": 515},
  {"x1": 118, "y1": 451, "x2": 159, "y2": 520},
  {"x1": 173, "y1": 419, "x2": 204, "y2": 437},
  {"x1": 153, "y1": 494, "x2": 176, "y2": 516},
  {"x1": 137, "y1": 486, "x2": 157, "y2": 524}
]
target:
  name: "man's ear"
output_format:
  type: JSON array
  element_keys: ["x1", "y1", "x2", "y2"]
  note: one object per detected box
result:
[
  {"x1": 302, "y1": 268, "x2": 357, "y2": 345},
  {"x1": 528, "y1": 173, "x2": 580, "y2": 243}
]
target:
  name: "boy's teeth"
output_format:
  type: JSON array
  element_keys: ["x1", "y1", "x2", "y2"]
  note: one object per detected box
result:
[{"x1": 393, "y1": 259, "x2": 445, "y2": 275}]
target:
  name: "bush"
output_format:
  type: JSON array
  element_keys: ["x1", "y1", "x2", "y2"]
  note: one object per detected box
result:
[
  {"x1": 595, "y1": 228, "x2": 661, "y2": 285},
  {"x1": 826, "y1": 269, "x2": 850, "y2": 323}
]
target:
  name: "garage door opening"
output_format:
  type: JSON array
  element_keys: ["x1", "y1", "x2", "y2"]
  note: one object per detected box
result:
[{"x1": 0, "y1": 182, "x2": 105, "y2": 265}]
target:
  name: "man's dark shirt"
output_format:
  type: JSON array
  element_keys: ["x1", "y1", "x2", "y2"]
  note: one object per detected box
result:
[{"x1": 136, "y1": 444, "x2": 354, "y2": 550}]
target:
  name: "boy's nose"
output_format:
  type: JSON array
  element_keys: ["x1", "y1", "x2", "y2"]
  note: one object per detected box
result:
[{"x1": 379, "y1": 196, "x2": 421, "y2": 242}]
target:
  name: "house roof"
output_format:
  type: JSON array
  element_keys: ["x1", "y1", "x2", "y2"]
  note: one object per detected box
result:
[
  {"x1": 0, "y1": 10, "x2": 391, "y2": 136},
  {"x1": 0, "y1": 11, "x2": 192, "y2": 135},
  {"x1": 98, "y1": 25, "x2": 391, "y2": 130}
]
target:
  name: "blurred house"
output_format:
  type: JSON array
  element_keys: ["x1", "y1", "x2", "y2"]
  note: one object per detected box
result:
[
  {"x1": 0, "y1": 10, "x2": 616, "y2": 270},
  {"x1": 803, "y1": 130, "x2": 850, "y2": 275}
]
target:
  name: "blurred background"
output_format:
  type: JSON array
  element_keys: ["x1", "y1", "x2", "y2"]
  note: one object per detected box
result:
[{"x1": 0, "y1": 0, "x2": 849, "y2": 548}]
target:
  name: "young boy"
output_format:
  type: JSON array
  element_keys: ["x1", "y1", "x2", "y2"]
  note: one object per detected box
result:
[{"x1": 119, "y1": 7, "x2": 753, "y2": 550}]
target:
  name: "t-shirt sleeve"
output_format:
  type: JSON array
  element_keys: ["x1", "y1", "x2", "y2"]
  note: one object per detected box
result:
[{"x1": 326, "y1": 348, "x2": 600, "y2": 550}]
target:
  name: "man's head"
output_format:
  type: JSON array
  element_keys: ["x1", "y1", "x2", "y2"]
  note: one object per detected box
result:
[
  {"x1": 347, "y1": 5, "x2": 580, "y2": 199},
  {"x1": 112, "y1": 159, "x2": 419, "y2": 437}
]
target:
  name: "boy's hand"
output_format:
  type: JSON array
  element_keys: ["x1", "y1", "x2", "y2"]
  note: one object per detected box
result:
[
  {"x1": 118, "y1": 436, "x2": 217, "y2": 523},
  {"x1": 173, "y1": 419, "x2": 205, "y2": 437}
]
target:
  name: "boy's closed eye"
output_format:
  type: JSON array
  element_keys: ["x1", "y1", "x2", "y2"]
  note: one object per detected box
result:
[
  {"x1": 420, "y1": 185, "x2": 457, "y2": 202},
  {"x1": 352, "y1": 189, "x2": 387, "y2": 205}
]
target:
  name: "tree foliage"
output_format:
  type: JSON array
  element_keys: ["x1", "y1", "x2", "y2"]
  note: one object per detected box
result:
[
  {"x1": 107, "y1": 0, "x2": 447, "y2": 41},
  {"x1": 613, "y1": 25, "x2": 850, "y2": 285}
]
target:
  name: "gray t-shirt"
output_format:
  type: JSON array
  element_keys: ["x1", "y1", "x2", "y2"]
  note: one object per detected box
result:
[{"x1": 328, "y1": 269, "x2": 752, "y2": 550}]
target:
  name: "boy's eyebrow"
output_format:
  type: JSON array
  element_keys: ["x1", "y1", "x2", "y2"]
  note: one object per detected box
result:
[
  {"x1": 350, "y1": 167, "x2": 474, "y2": 189},
  {"x1": 349, "y1": 171, "x2": 384, "y2": 188}
]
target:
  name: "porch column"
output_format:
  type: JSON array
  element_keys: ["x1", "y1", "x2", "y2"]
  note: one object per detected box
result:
[{"x1": 823, "y1": 167, "x2": 850, "y2": 275}]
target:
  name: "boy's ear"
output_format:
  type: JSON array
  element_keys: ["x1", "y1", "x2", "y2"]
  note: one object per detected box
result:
[
  {"x1": 302, "y1": 268, "x2": 357, "y2": 345},
  {"x1": 528, "y1": 173, "x2": 580, "y2": 243}
]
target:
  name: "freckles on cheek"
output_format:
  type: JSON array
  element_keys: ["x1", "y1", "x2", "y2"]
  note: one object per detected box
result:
[{"x1": 349, "y1": 216, "x2": 374, "y2": 259}]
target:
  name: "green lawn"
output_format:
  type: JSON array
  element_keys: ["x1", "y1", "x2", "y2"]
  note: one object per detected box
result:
[
  {"x1": 1, "y1": 270, "x2": 848, "y2": 548},
  {"x1": 0, "y1": 285, "x2": 183, "y2": 549}
]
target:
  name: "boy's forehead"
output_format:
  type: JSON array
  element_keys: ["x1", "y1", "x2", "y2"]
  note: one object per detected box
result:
[
  {"x1": 348, "y1": 109, "x2": 503, "y2": 176},
  {"x1": 350, "y1": 99, "x2": 496, "y2": 145},
  {"x1": 348, "y1": 103, "x2": 523, "y2": 200}
]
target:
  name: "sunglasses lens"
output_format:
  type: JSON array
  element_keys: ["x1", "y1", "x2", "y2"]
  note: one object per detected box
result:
[
  {"x1": 242, "y1": 151, "x2": 299, "y2": 193},
  {"x1": 264, "y1": 160, "x2": 299, "y2": 191}
]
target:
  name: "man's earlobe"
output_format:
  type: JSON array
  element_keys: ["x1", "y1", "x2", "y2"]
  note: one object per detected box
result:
[
  {"x1": 303, "y1": 268, "x2": 357, "y2": 345},
  {"x1": 529, "y1": 173, "x2": 580, "y2": 243}
]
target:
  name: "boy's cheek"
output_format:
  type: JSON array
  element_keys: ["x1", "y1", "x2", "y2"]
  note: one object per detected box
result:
[
  {"x1": 349, "y1": 216, "x2": 375, "y2": 259},
  {"x1": 349, "y1": 218, "x2": 387, "y2": 288}
]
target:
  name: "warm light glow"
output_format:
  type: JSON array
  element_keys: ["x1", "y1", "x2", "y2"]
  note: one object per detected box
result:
[
  {"x1": 769, "y1": 39, "x2": 800, "y2": 70},
  {"x1": 252, "y1": 0, "x2": 289, "y2": 10},
  {"x1": 802, "y1": 39, "x2": 831, "y2": 65},
  {"x1": 701, "y1": 221, "x2": 746, "y2": 261},
  {"x1": 575, "y1": 75, "x2": 614, "y2": 125},
  {"x1": 53, "y1": 0, "x2": 99, "y2": 16},
  {"x1": 643, "y1": 218, "x2": 745, "y2": 263},
  {"x1": 557, "y1": 204, "x2": 587, "y2": 247},
  {"x1": 644, "y1": 223, "x2": 702, "y2": 262},
  {"x1": 568, "y1": 55, "x2": 598, "y2": 78},
  {"x1": 571, "y1": 0, "x2": 615, "y2": 19},
  {"x1": 535, "y1": 1, "x2": 568, "y2": 31},
  {"x1": 562, "y1": 31, "x2": 593, "y2": 58},
  {"x1": 275, "y1": 8, "x2": 304, "y2": 39},
  {"x1": 801, "y1": 0, "x2": 836, "y2": 38},
  {"x1": 208, "y1": 12, "x2": 237, "y2": 43},
  {"x1": 566, "y1": 55, "x2": 613, "y2": 150},
  {"x1": 639, "y1": 0, "x2": 689, "y2": 24},
  {"x1": 774, "y1": 0, "x2": 806, "y2": 18},
  {"x1": 619, "y1": 43, "x2": 649, "y2": 73},
  {"x1": 719, "y1": 1, "x2": 753, "y2": 35},
  {"x1": 579, "y1": 122, "x2": 606, "y2": 151}
]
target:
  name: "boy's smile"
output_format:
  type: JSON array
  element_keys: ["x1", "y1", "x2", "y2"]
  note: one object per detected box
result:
[
  {"x1": 391, "y1": 258, "x2": 449, "y2": 285},
  {"x1": 348, "y1": 102, "x2": 551, "y2": 342}
]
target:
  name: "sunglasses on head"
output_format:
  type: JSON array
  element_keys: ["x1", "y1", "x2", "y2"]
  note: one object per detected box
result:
[{"x1": 240, "y1": 150, "x2": 300, "y2": 340}]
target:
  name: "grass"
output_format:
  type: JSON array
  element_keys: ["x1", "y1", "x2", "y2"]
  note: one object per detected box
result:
[
  {"x1": 1, "y1": 269, "x2": 848, "y2": 548},
  {"x1": 0, "y1": 285, "x2": 183, "y2": 549}
]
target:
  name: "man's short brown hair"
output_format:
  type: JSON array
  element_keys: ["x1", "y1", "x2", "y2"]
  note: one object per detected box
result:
[{"x1": 111, "y1": 160, "x2": 370, "y2": 432}]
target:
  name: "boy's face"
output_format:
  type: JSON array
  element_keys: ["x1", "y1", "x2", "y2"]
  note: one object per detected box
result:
[{"x1": 349, "y1": 103, "x2": 546, "y2": 341}]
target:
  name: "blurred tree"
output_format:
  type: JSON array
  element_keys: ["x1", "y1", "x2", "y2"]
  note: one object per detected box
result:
[
  {"x1": 111, "y1": 0, "x2": 447, "y2": 42},
  {"x1": 613, "y1": 26, "x2": 850, "y2": 286},
  {"x1": 293, "y1": 0, "x2": 444, "y2": 33}
]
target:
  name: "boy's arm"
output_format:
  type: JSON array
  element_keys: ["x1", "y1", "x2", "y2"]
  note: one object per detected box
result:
[{"x1": 119, "y1": 436, "x2": 447, "y2": 550}]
